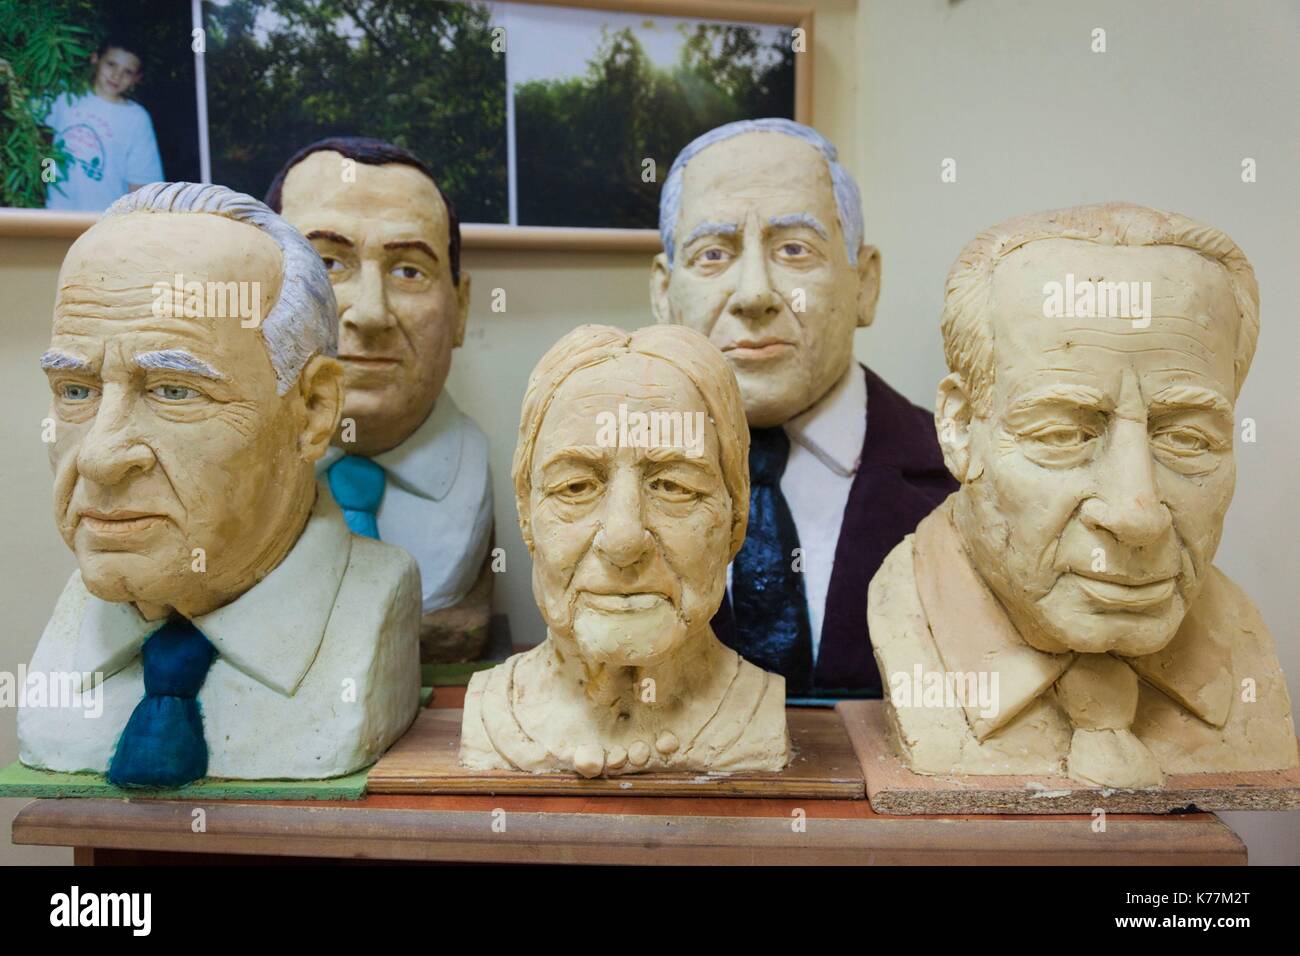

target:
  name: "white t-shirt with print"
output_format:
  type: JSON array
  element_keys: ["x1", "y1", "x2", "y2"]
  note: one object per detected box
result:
[{"x1": 43, "y1": 91, "x2": 163, "y2": 211}]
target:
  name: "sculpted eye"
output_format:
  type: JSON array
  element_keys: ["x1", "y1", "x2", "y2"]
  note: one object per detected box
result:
[
  {"x1": 1026, "y1": 424, "x2": 1094, "y2": 447},
  {"x1": 1153, "y1": 427, "x2": 1213, "y2": 454},
  {"x1": 778, "y1": 241, "x2": 810, "y2": 257},
  {"x1": 553, "y1": 477, "x2": 600, "y2": 504},
  {"x1": 390, "y1": 265, "x2": 425, "y2": 281},
  {"x1": 150, "y1": 384, "x2": 200, "y2": 402},
  {"x1": 320, "y1": 256, "x2": 347, "y2": 273},
  {"x1": 60, "y1": 383, "x2": 97, "y2": 401},
  {"x1": 694, "y1": 247, "x2": 732, "y2": 267},
  {"x1": 648, "y1": 477, "x2": 697, "y2": 501}
]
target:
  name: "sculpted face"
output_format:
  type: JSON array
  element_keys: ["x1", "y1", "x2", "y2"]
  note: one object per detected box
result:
[
  {"x1": 279, "y1": 151, "x2": 468, "y2": 455},
  {"x1": 526, "y1": 355, "x2": 732, "y2": 666},
  {"x1": 946, "y1": 239, "x2": 1239, "y2": 655},
  {"x1": 651, "y1": 131, "x2": 879, "y2": 427},
  {"x1": 45, "y1": 212, "x2": 340, "y2": 619}
]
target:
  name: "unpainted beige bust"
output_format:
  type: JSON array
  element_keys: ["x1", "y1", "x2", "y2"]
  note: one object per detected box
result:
[
  {"x1": 869, "y1": 202, "x2": 1298, "y2": 789},
  {"x1": 460, "y1": 325, "x2": 790, "y2": 777}
]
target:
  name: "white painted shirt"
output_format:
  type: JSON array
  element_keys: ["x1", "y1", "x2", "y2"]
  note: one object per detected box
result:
[
  {"x1": 319, "y1": 391, "x2": 494, "y2": 615},
  {"x1": 18, "y1": 492, "x2": 422, "y2": 780},
  {"x1": 728, "y1": 364, "x2": 866, "y2": 660},
  {"x1": 42, "y1": 91, "x2": 163, "y2": 211}
]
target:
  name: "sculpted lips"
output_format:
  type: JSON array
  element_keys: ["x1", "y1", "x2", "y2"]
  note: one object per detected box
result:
[
  {"x1": 339, "y1": 353, "x2": 401, "y2": 367},
  {"x1": 578, "y1": 591, "x2": 669, "y2": 612},
  {"x1": 721, "y1": 337, "x2": 794, "y2": 361},
  {"x1": 1071, "y1": 572, "x2": 1177, "y2": 610},
  {"x1": 79, "y1": 510, "x2": 167, "y2": 534}
]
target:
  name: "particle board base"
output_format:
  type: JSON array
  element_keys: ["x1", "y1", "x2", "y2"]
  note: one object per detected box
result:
[
  {"x1": 839, "y1": 699, "x2": 1300, "y2": 815},
  {"x1": 367, "y1": 706, "x2": 864, "y2": 798}
]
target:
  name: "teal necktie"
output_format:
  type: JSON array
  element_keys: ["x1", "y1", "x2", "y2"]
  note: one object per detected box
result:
[
  {"x1": 327, "y1": 455, "x2": 386, "y2": 539},
  {"x1": 108, "y1": 618, "x2": 216, "y2": 788}
]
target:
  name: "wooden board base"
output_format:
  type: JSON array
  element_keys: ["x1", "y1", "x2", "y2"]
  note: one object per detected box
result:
[
  {"x1": 367, "y1": 707, "x2": 864, "y2": 799},
  {"x1": 840, "y1": 699, "x2": 1300, "y2": 815}
]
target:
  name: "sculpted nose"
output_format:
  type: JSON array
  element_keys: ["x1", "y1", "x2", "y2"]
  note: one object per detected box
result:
[
  {"x1": 1079, "y1": 419, "x2": 1171, "y2": 546},
  {"x1": 593, "y1": 472, "x2": 652, "y2": 568},
  {"x1": 727, "y1": 243, "x2": 781, "y2": 324},
  {"x1": 342, "y1": 261, "x2": 393, "y2": 333},
  {"x1": 76, "y1": 390, "x2": 155, "y2": 485}
]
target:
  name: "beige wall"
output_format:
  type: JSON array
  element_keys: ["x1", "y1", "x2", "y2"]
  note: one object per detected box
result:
[{"x1": 1, "y1": 0, "x2": 1295, "y2": 863}]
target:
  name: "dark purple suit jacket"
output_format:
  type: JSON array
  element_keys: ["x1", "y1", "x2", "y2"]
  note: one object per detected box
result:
[{"x1": 712, "y1": 365, "x2": 958, "y2": 697}]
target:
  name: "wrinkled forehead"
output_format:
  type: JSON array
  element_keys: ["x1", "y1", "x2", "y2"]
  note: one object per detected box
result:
[
  {"x1": 55, "y1": 212, "x2": 282, "y2": 321},
  {"x1": 988, "y1": 238, "x2": 1239, "y2": 398},
  {"x1": 676, "y1": 132, "x2": 840, "y2": 234},
  {"x1": 280, "y1": 151, "x2": 448, "y2": 243},
  {"x1": 534, "y1": 353, "x2": 720, "y2": 455}
]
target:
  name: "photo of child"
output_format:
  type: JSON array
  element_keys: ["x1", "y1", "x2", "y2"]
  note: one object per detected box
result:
[
  {"x1": 42, "y1": 33, "x2": 164, "y2": 211},
  {"x1": 0, "y1": 1, "x2": 201, "y2": 212}
]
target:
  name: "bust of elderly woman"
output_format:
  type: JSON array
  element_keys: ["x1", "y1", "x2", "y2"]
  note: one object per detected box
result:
[{"x1": 460, "y1": 325, "x2": 790, "y2": 777}]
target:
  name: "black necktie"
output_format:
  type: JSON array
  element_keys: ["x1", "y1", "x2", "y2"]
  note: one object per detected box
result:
[{"x1": 729, "y1": 426, "x2": 814, "y2": 695}]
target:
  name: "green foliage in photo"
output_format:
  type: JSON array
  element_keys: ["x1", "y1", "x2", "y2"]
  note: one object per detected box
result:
[{"x1": 204, "y1": 0, "x2": 508, "y2": 223}]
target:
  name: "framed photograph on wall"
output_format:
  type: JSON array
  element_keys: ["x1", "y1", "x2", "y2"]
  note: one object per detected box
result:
[
  {"x1": 0, "y1": 0, "x2": 204, "y2": 221},
  {"x1": 0, "y1": 0, "x2": 812, "y2": 249}
]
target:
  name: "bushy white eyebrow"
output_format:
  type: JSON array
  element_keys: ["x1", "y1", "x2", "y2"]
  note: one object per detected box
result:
[
  {"x1": 40, "y1": 350, "x2": 89, "y2": 372},
  {"x1": 133, "y1": 349, "x2": 225, "y2": 380},
  {"x1": 682, "y1": 221, "x2": 739, "y2": 247},
  {"x1": 769, "y1": 213, "x2": 829, "y2": 240}
]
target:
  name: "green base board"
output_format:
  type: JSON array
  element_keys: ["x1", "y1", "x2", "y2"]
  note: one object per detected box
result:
[
  {"x1": 0, "y1": 688, "x2": 437, "y2": 800},
  {"x1": 0, "y1": 760, "x2": 368, "y2": 801}
]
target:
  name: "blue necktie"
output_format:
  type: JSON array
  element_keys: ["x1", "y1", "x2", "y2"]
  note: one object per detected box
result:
[
  {"x1": 108, "y1": 618, "x2": 216, "y2": 788},
  {"x1": 328, "y1": 454, "x2": 386, "y2": 539},
  {"x1": 728, "y1": 426, "x2": 814, "y2": 695}
]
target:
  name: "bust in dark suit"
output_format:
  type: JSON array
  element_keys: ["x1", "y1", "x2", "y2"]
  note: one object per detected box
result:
[{"x1": 649, "y1": 119, "x2": 955, "y2": 697}]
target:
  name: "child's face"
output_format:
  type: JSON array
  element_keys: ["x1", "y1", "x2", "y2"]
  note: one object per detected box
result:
[{"x1": 91, "y1": 47, "x2": 142, "y2": 100}]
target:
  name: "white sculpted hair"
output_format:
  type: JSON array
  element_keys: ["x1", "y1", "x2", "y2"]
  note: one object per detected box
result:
[
  {"x1": 513, "y1": 324, "x2": 751, "y2": 561},
  {"x1": 941, "y1": 202, "x2": 1261, "y2": 414},
  {"x1": 659, "y1": 118, "x2": 865, "y2": 268},
  {"x1": 104, "y1": 181, "x2": 338, "y2": 394}
]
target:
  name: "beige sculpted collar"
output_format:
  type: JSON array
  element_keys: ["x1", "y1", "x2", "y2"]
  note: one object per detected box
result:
[{"x1": 912, "y1": 499, "x2": 1234, "y2": 785}]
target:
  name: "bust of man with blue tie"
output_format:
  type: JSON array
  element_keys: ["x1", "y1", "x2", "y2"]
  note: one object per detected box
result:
[
  {"x1": 650, "y1": 119, "x2": 956, "y2": 698},
  {"x1": 267, "y1": 137, "x2": 495, "y2": 664},
  {"x1": 19, "y1": 182, "x2": 421, "y2": 787}
]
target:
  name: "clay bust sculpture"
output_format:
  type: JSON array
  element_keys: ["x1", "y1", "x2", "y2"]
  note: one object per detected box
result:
[
  {"x1": 460, "y1": 325, "x2": 790, "y2": 777},
  {"x1": 19, "y1": 183, "x2": 421, "y2": 786},
  {"x1": 650, "y1": 119, "x2": 955, "y2": 698},
  {"x1": 266, "y1": 137, "x2": 494, "y2": 663},
  {"x1": 870, "y1": 202, "x2": 1298, "y2": 788}
]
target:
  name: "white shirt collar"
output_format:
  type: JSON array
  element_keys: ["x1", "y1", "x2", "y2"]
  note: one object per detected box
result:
[
  {"x1": 73, "y1": 490, "x2": 353, "y2": 697},
  {"x1": 783, "y1": 363, "x2": 867, "y2": 477},
  {"x1": 318, "y1": 391, "x2": 465, "y2": 502}
]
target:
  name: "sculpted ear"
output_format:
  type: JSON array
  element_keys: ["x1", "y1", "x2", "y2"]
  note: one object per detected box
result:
[
  {"x1": 298, "y1": 354, "x2": 344, "y2": 463},
  {"x1": 935, "y1": 372, "x2": 979, "y2": 483},
  {"x1": 855, "y1": 244, "x2": 882, "y2": 329},
  {"x1": 650, "y1": 253, "x2": 673, "y2": 324},
  {"x1": 453, "y1": 270, "x2": 471, "y2": 348}
]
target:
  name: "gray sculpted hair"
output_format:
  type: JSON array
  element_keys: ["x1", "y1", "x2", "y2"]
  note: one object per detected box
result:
[
  {"x1": 104, "y1": 182, "x2": 338, "y2": 394},
  {"x1": 940, "y1": 202, "x2": 1260, "y2": 414},
  {"x1": 658, "y1": 118, "x2": 865, "y2": 268}
]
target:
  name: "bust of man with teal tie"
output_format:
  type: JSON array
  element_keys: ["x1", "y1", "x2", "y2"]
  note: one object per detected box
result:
[
  {"x1": 266, "y1": 137, "x2": 495, "y2": 665},
  {"x1": 19, "y1": 182, "x2": 422, "y2": 788}
]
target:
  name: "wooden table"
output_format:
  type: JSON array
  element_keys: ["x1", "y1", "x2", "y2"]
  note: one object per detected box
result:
[
  {"x1": 12, "y1": 791, "x2": 1246, "y2": 866},
  {"x1": 9, "y1": 686, "x2": 1249, "y2": 866}
]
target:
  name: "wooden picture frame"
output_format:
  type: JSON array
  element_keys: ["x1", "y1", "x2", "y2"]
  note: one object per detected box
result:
[{"x1": 0, "y1": 0, "x2": 813, "y2": 250}]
